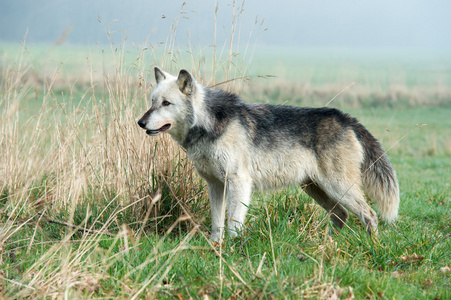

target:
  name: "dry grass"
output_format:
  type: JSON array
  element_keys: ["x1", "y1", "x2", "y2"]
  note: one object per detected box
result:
[
  {"x1": 0, "y1": 39, "x2": 201, "y2": 298},
  {"x1": 241, "y1": 78, "x2": 451, "y2": 108}
]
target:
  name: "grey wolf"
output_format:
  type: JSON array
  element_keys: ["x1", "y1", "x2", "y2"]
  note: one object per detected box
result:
[{"x1": 138, "y1": 67, "x2": 399, "y2": 242}]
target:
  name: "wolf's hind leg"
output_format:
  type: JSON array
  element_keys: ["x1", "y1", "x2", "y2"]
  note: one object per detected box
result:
[
  {"x1": 319, "y1": 180, "x2": 378, "y2": 235},
  {"x1": 207, "y1": 180, "x2": 226, "y2": 242},
  {"x1": 302, "y1": 180, "x2": 349, "y2": 229}
]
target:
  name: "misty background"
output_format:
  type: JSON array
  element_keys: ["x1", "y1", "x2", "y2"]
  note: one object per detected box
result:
[{"x1": 1, "y1": 0, "x2": 450, "y2": 50}]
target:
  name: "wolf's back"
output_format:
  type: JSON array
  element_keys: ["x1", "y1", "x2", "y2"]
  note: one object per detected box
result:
[{"x1": 354, "y1": 123, "x2": 400, "y2": 222}]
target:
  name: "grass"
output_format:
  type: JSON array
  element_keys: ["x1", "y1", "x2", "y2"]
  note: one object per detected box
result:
[
  {"x1": 1, "y1": 169, "x2": 449, "y2": 299},
  {"x1": 1, "y1": 8, "x2": 451, "y2": 299}
]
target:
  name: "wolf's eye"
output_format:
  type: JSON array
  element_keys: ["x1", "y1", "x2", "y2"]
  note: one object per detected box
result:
[{"x1": 162, "y1": 100, "x2": 171, "y2": 106}]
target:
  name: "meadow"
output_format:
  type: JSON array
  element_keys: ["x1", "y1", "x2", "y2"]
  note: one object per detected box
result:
[{"x1": 0, "y1": 34, "x2": 450, "y2": 299}]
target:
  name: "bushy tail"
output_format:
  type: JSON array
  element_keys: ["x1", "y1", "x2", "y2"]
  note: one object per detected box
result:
[{"x1": 358, "y1": 128, "x2": 400, "y2": 223}]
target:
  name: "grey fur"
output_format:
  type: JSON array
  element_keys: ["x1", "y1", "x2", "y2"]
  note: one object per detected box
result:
[{"x1": 138, "y1": 68, "x2": 400, "y2": 241}]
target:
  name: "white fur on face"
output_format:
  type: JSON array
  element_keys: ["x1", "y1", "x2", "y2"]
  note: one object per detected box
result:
[
  {"x1": 142, "y1": 70, "x2": 215, "y2": 143},
  {"x1": 141, "y1": 75, "x2": 191, "y2": 142}
]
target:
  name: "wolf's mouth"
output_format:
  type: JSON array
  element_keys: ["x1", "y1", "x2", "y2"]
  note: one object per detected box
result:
[{"x1": 146, "y1": 124, "x2": 172, "y2": 136}]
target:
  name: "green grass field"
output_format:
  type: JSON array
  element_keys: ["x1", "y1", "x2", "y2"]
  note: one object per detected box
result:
[{"x1": 0, "y1": 41, "x2": 450, "y2": 299}]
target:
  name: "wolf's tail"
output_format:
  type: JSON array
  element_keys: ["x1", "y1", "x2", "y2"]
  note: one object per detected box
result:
[{"x1": 356, "y1": 126, "x2": 400, "y2": 223}]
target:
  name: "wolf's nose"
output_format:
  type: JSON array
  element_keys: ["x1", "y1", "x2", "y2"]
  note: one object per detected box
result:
[{"x1": 138, "y1": 119, "x2": 147, "y2": 128}]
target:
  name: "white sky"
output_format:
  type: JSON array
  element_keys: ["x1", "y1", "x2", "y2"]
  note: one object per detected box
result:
[{"x1": 1, "y1": 0, "x2": 450, "y2": 49}]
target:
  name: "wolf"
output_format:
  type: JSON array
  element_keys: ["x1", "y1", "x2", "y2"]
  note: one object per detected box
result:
[{"x1": 138, "y1": 67, "x2": 400, "y2": 242}]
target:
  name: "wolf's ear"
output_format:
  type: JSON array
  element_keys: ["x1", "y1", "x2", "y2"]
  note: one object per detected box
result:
[
  {"x1": 154, "y1": 67, "x2": 166, "y2": 84},
  {"x1": 177, "y1": 69, "x2": 195, "y2": 95}
]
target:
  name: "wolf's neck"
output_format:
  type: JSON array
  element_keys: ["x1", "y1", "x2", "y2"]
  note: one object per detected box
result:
[{"x1": 190, "y1": 85, "x2": 215, "y2": 133}]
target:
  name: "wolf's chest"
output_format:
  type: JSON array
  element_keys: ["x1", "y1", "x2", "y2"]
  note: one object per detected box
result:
[{"x1": 187, "y1": 144, "x2": 229, "y2": 182}]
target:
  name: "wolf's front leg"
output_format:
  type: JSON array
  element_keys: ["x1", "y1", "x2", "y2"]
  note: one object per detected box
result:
[
  {"x1": 226, "y1": 176, "x2": 253, "y2": 238},
  {"x1": 207, "y1": 180, "x2": 226, "y2": 242}
]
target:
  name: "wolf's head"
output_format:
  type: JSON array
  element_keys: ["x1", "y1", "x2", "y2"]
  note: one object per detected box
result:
[{"x1": 138, "y1": 67, "x2": 198, "y2": 143}]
